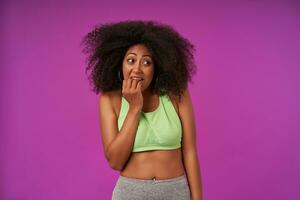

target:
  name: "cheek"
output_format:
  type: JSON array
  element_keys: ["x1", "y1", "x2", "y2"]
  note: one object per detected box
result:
[
  {"x1": 122, "y1": 66, "x2": 130, "y2": 78},
  {"x1": 146, "y1": 66, "x2": 155, "y2": 75}
]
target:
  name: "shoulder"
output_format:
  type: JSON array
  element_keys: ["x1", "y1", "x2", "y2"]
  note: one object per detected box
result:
[
  {"x1": 99, "y1": 90, "x2": 121, "y2": 100},
  {"x1": 98, "y1": 92, "x2": 112, "y2": 113},
  {"x1": 99, "y1": 90, "x2": 114, "y2": 103},
  {"x1": 167, "y1": 88, "x2": 191, "y2": 105},
  {"x1": 98, "y1": 90, "x2": 122, "y2": 116},
  {"x1": 166, "y1": 92, "x2": 181, "y2": 115},
  {"x1": 177, "y1": 88, "x2": 191, "y2": 104},
  {"x1": 176, "y1": 88, "x2": 194, "y2": 117}
]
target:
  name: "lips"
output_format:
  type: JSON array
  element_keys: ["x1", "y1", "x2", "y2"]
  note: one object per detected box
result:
[{"x1": 131, "y1": 76, "x2": 144, "y2": 80}]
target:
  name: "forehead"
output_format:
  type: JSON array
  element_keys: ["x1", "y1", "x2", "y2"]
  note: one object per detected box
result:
[{"x1": 125, "y1": 44, "x2": 152, "y2": 57}]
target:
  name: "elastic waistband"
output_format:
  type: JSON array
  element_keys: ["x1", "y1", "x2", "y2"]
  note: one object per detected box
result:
[{"x1": 118, "y1": 173, "x2": 187, "y2": 184}]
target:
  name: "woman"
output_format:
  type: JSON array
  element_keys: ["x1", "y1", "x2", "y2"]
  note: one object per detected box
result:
[{"x1": 81, "y1": 20, "x2": 203, "y2": 200}]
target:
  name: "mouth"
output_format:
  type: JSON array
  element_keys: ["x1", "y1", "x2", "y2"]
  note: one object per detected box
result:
[{"x1": 131, "y1": 76, "x2": 144, "y2": 81}]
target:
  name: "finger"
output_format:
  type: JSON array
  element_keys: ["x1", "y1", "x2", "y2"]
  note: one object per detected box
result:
[
  {"x1": 137, "y1": 80, "x2": 142, "y2": 90},
  {"x1": 122, "y1": 79, "x2": 126, "y2": 92},
  {"x1": 132, "y1": 78, "x2": 138, "y2": 90},
  {"x1": 128, "y1": 77, "x2": 134, "y2": 89},
  {"x1": 125, "y1": 77, "x2": 131, "y2": 90},
  {"x1": 138, "y1": 79, "x2": 143, "y2": 90}
]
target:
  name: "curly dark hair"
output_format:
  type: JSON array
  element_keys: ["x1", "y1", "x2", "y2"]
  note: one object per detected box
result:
[{"x1": 80, "y1": 20, "x2": 197, "y2": 100}]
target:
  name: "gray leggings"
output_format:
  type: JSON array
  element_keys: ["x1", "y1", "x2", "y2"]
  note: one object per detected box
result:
[{"x1": 111, "y1": 173, "x2": 191, "y2": 200}]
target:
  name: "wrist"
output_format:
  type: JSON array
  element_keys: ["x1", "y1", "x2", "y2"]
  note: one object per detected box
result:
[{"x1": 129, "y1": 106, "x2": 142, "y2": 113}]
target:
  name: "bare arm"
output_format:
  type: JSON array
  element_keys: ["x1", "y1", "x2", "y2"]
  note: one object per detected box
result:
[
  {"x1": 178, "y1": 88, "x2": 203, "y2": 200},
  {"x1": 99, "y1": 78, "x2": 143, "y2": 171},
  {"x1": 99, "y1": 94, "x2": 141, "y2": 170}
]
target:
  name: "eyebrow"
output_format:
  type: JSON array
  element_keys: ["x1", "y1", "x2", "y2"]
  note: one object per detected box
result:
[{"x1": 127, "y1": 52, "x2": 152, "y2": 58}]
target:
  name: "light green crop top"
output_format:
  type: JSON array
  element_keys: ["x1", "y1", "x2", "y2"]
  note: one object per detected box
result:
[{"x1": 117, "y1": 94, "x2": 182, "y2": 152}]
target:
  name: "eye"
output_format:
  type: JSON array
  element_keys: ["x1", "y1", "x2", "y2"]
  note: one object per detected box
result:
[
  {"x1": 127, "y1": 58, "x2": 134, "y2": 64},
  {"x1": 127, "y1": 58, "x2": 152, "y2": 65},
  {"x1": 143, "y1": 60, "x2": 152, "y2": 65}
]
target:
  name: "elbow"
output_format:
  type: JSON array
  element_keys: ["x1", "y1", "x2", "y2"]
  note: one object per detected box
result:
[
  {"x1": 105, "y1": 144, "x2": 125, "y2": 171},
  {"x1": 111, "y1": 164, "x2": 123, "y2": 171},
  {"x1": 108, "y1": 160, "x2": 123, "y2": 171},
  {"x1": 106, "y1": 152, "x2": 123, "y2": 171}
]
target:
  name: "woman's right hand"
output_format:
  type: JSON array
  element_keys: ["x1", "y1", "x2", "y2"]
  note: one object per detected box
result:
[{"x1": 122, "y1": 77, "x2": 143, "y2": 111}]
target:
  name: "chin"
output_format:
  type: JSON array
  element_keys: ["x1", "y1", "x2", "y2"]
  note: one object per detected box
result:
[{"x1": 140, "y1": 85, "x2": 146, "y2": 90}]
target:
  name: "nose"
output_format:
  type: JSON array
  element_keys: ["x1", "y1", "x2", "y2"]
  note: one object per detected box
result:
[{"x1": 132, "y1": 60, "x2": 143, "y2": 72}]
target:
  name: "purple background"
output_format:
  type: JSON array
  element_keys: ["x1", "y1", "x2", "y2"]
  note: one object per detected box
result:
[{"x1": 1, "y1": 0, "x2": 299, "y2": 199}]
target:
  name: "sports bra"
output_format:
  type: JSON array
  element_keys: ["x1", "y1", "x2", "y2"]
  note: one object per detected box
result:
[{"x1": 117, "y1": 94, "x2": 182, "y2": 152}]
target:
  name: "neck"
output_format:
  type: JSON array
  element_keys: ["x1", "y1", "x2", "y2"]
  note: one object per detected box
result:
[{"x1": 142, "y1": 88, "x2": 156, "y2": 99}]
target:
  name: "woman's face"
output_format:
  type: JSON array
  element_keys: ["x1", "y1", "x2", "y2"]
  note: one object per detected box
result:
[{"x1": 122, "y1": 44, "x2": 154, "y2": 92}]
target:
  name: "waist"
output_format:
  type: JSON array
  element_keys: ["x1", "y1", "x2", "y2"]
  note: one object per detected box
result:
[
  {"x1": 118, "y1": 173, "x2": 187, "y2": 183},
  {"x1": 120, "y1": 149, "x2": 185, "y2": 179}
]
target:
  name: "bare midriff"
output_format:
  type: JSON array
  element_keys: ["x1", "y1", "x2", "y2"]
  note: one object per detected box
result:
[
  {"x1": 120, "y1": 148, "x2": 185, "y2": 180},
  {"x1": 112, "y1": 89, "x2": 185, "y2": 180}
]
